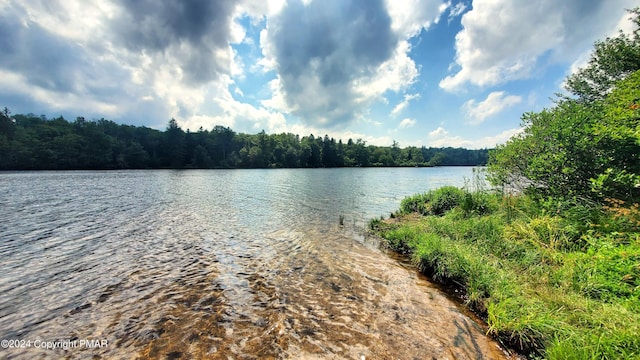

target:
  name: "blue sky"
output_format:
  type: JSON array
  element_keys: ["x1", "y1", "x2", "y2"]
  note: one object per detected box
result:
[{"x1": 0, "y1": 0, "x2": 636, "y2": 148}]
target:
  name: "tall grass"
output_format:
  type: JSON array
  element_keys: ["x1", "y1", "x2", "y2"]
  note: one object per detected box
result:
[{"x1": 372, "y1": 186, "x2": 640, "y2": 359}]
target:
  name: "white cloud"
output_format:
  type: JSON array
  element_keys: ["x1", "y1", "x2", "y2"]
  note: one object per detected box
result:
[
  {"x1": 613, "y1": 9, "x2": 638, "y2": 36},
  {"x1": 427, "y1": 126, "x2": 522, "y2": 149},
  {"x1": 447, "y1": 1, "x2": 466, "y2": 23},
  {"x1": 175, "y1": 74, "x2": 288, "y2": 135},
  {"x1": 268, "y1": 123, "x2": 393, "y2": 147},
  {"x1": 5, "y1": 0, "x2": 631, "y2": 153},
  {"x1": 354, "y1": 40, "x2": 420, "y2": 101},
  {"x1": 0, "y1": 69, "x2": 119, "y2": 116},
  {"x1": 21, "y1": 0, "x2": 117, "y2": 43},
  {"x1": 261, "y1": 77, "x2": 290, "y2": 112},
  {"x1": 463, "y1": 91, "x2": 521, "y2": 124},
  {"x1": 259, "y1": 1, "x2": 441, "y2": 129},
  {"x1": 0, "y1": 0, "x2": 278, "y2": 130},
  {"x1": 428, "y1": 126, "x2": 448, "y2": 138},
  {"x1": 440, "y1": 0, "x2": 636, "y2": 92},
  {"x1": 0, "y1": 2, "x2": 221, "y2": 109},
  {"x1": 398, "y1": 118, "x2": 417, "y2": 129},
  {"x1": 385, "y1": 0, "x2": 448, "y2": 38},
  {"x1": 391, "y1": 93, "x2": 420, "y2": 116},
  {"x1": 236, "y1": 0, "x2": 267, "y2": 19},
  {"x1": 440, "y1": 0, "x2": 562, "y2": 91},
  {"x1": 565, "y1": 9, "x2": 638, "y2": 82}
]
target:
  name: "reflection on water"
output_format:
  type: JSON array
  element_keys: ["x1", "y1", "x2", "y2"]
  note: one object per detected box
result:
[{"x1": 0, "y1": 168, "x2": 509, "y2": 359}]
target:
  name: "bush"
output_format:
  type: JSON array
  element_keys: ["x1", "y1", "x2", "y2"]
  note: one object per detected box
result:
[
  {"x1": 460, "y1": 191, "x2": 497, "y2": 216},
  {"x1": 429, "y1": 186, "x2": 465, "y2": 215},
  {"x1": 401, "y1": 186, "x2": 466, "y2": 216},
  {"x1": 489, "y1": 45, "x2": 640, "y2": 205},
  {"x1": 400, "y1": 193, "x2": 431, "y2": 215}
]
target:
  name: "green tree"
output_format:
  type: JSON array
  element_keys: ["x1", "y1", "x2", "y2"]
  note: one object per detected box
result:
[
  {"x1": 123, "y1": 141, "x2": 150, "y2": 168},
  {"x1": 0, "y1": 109, "x2": 491, "y2": 170},
  {"x1": 164, "y1": 118, "x2": 186, "y2": 168},
  {"x1": 301, "y1": 135, "x2": 321, "y2": 167},
  {"x1": 191, "y1": 144, "x2": 212, "y2": 168},
  {"x1": 0, "y1": 107, "x2": 15, "y2": 139},
  {"x1": 428, "y1": 152, "x2": 446, "y2": 167},
  {"x1": 489, "y1": 28, "x2": 640, "y2": 204},
  {"x1": 489, "y1": 9, "x2": 640, "y2": 203},
  {"x1": 353, "y1": 139, "x2": 370, "y2": 166},
  {"x1": 564, "y1": 7, "x2": 640, "y2": 103},
  {"x1": 321, "y1": 135, "x2": 339, "y2": 167},
  {"x1": 589, "y1": 70, "x2": 640, "y2": 202},
  {"x1": 391, "y1": 140, "x2": 400, "y2": 164},
  {"x1": 489, "y1": 101, "x2": 603, "y2": 199},
  {"x1": 211, "y1": 125, "x2": 235, "y2": 167}
]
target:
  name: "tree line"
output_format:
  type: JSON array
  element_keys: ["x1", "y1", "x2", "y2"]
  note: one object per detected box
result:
[{"x1": 0, "y1": 112, "x2": 488, "y2": 170}]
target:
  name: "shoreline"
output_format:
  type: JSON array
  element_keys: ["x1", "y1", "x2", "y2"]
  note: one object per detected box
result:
[{"x1": 369, "y1": 187, "x2": 640, "y2": 359}]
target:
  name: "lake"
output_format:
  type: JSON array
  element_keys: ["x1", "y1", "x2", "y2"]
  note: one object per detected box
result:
[{"x1": 0, "y1": 167, "x2": 509, "y2": 359}]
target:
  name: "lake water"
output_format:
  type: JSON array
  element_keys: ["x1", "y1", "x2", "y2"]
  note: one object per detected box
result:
[{"x1": 0, "y1": 168, "x2": 509, "y2": 359}]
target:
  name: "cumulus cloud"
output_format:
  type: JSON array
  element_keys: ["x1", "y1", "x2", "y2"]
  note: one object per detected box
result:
[
  {"x1": 261, "y1": 0, "x2": 446, "y2": 128},
  {"x1": 0, "y1": 0, "x2": 266, "y2": 129},
  {"x1": 0, "y1": 4, "x2": 99, "y2": 94},
  {"x1": 398, "y1": 118, "x2": 417, "y2": 129},
  {"x1": 261, "y1": 0, "x2": 394, "y2": 127},
  {"x1": 0, "y1": 2, "x2": 168, "y2": 122},
  {"x1": 391, "y1": 93, "x2": 420, "y2": 116},
  {"x1": 0, "y1": 0, "x2": 449, "y2": 136},
  {"x1": 385, "y1": 0, "x2": 449, "y2": 38},
  {"x1": 566, "y1": 9, "x2": 638, "y2": 81},
  {"x1": 427, "y1": 126, "x2": 522, "y2": 149},
  {"x1": 447, "y1": 1, "x2": 467, "y2": 23},
  {"x1": 353, "y1": 40, "x2": 420, "y2": 99},
  {"x1": 5, "y1": 0, "x2": 626, "y2": 151},
  {"x1": 440, "y1": 0, "x2": 635, "y2": 92},
  {"x1": 463, "y1": 91, "x2": 521, "y2": 124},
  {"x1": 112, "y1": 0, "x2": 239, "y2": 85}
]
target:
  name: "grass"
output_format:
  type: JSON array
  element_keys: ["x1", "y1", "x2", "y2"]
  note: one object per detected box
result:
[{"x1": 370, "y1": 187, "x2": 640, "y2": 359}]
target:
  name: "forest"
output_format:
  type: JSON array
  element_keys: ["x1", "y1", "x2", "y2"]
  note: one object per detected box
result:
[{"x1": 0, "y1": 111, "x2": 488, "y2": 170}]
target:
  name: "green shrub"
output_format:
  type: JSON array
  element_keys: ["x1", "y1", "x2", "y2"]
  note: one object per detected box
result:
[
  {"x1": 400, "y1": 193, "x2": 431, "y2": 215},
  {"x1": 376, "y1": 176, "x2": 640, "y2": 357},
  {"x1": 460, "y1": 191, "x2": 497, "y2": 216},
  {"x1": 400, "y1": 186, "x2": 466, "y2": 216},
  {"x1": 429, "y1": 186, "x2": 465, "y2": 215}
]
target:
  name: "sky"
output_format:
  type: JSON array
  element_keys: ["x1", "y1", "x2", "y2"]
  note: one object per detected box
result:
[{"x1": 0, "y1": 0, "x2": 637, "y2": 149}]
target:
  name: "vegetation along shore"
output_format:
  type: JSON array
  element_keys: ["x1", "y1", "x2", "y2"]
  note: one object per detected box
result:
[
  {"x1": 372, "y1": 8, "x2": 640, "y2": 359},
  {"x1": 0, "y1": 112, "x2": 487, "y2": 170}
]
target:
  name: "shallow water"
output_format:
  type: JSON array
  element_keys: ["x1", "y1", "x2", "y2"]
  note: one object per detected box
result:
[{"x1": 0, "y1": 168, "x2": 509, "y2": 359}]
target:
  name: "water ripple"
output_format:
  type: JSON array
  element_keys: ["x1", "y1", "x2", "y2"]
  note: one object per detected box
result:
[{"x1": 0, "y1": 168, "x2": 509, "y2": 359}]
